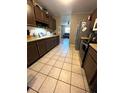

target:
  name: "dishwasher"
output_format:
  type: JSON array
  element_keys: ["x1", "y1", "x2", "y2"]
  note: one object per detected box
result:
[{"x1": 79, "y1": 40, "x2": 89, "y2": 67}]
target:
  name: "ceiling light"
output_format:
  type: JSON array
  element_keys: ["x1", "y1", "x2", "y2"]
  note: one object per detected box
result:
[{"x1": 59, "y1": 0, "x2": 74, "y2": 5}]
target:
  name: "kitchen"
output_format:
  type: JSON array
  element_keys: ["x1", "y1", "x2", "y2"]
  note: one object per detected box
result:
[
  {"x1": 27, "y1": 0, "x2": 97, "y2": 93},
  {"x1": 1, "y1": 0, "x2": 123, "y2": 93}
]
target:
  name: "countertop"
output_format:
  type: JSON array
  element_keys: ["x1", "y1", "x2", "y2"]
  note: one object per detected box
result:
[
  {"x1": 27, "y1": 35, "x2": 59, "y2": 42},
  {"x1": 90, "y1": 43, "x2": 97, "y2": 51},
  {"x1": 80, "y1": 36, "x2": 89, "y2": 40}
]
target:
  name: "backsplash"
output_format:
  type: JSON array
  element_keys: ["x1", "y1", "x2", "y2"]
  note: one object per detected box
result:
[{"x1": 27, "y1": 26, "x2": 52, "y2": 37}]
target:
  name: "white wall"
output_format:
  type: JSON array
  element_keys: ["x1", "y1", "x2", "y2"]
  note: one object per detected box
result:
[
  {"x1": 55, "y1": 14, "x2": 89, "y2": 44},
  {"x1": 61, "y1": 25, "x2": 65, "y2": 37},
  {"x1": 55, "y1": 16, "x2": 61, "y2": 35}
]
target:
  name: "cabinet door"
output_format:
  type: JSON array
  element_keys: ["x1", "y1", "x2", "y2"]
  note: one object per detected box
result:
[
  {"x1": 48, "y1": 17, "x2": 56, "y2": 30},
  {"x1": 50, "y1": 38, "x2": 54, "y2": 49},
  {"x1": 27, "y1": 0, "x2": 36, "y2": 26},
  {"x1": 45, "y1": 38, "x2": 51, "y2": 51},
  {"x1": 34, "y1": 5, "x2": 43, "y2": 22},
  {"x1": 53, "y1": 18, "x2": 56, "y2": 30},
  {"x1": 27, "y1": 41, "x2": 39, "y2": 67},
  {"x1": 51, "y1": 18, "x2": 54, "y2": 30},
  {"x1": 90, "y1": 73, "x2": 97, "y2": 93},
  {"x1": 48, "y1": 16, "x2": 53, "y2": 29},
  {"x1": 36, "y1": 39, "x2": 47, "y2": 57},
  {"x1": 89, "y1": 46, "x2": 97, "y2": 62},
  {"x1": 43, "y1": 12, "x2": 49, "y2": 24},
  {"x1": 83, "y1": 52, "x2": 97, "y2": 84},
  {"x1": 51, "y1": 37, "x2": 54, "y2": 48},
  {"x1": 46, "y1": 14, "x2": 49, "y2": 24},
  {"x1": 56, "y1": 36, "x2": 59, "y2": 45},
  {"x1": 54, "y1": 37, "x2": 57, "y2": 46}
]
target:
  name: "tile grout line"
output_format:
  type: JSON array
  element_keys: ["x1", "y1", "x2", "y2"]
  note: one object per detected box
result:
[
  {"x1": 53, "y1": 61, "x2": 64, "y2": 93},
  {"x1": 28, "y1": 63, "x2": 47, "y2": 92},
  {"x1": 29, "y1": 55, "x2": 82, "y2": 74},
  {"x1": 71, "y1": 49, "x2": 75, "y2": 92},
  {"x1": 37, "y1": 75, "x2": 49, "y2": 92},
  {"x1": 82, "y1": 70, "x2": 87, "y2": 92},
  {"x1": 27, "y1": 43, "x2": 56, "y2": 92},
  {"x1": 77, "y1": 51, "x2": 89, "y2": 92},
  {"x1": 28, "y1": 62, "x2": 46, "y2": 73},
  {"x1": 70, "y1": 54, "x2": 72, "y2": 93},
  {"x1": 36, "y1": 51, "x2": 59, "y2": 91},
  {"x1": 28, "y1": 42, "x2": 87, "y2": 93},
  {"x1": 28, "y1": 87, "x2": 38, "y2": 93},
  {"x1": 46, "y1": 50, "x2": 87, "y2": 92},
  {"x1": 52, "y1": 54, "x2": 67, "y2": 93},
  {"x1": 82, "y1": 69, "x2": 90, "y2": 92},
  {"x1": 38, "y1": 54, "x2": 83, "y2": 75},
  {"x1": 29, "y1": 62, "x2": 82, "y2": 77},
  {"x1": 27, "y1": 62, "x2": 46, "y2": 85}
]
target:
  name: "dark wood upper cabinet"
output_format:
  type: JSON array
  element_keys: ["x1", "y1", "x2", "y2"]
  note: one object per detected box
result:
[
  {"x1": 53, "y1": 18, "x2": 56, "y2": 30},
  {"x1": 48, "y1": 15, "x2": 52, "y2": 29},
  {"x1": 43, "y1": 11, "x2": 49, "y2": 24},
  {"x1": 27, "y1": 0, "x2": 56, "y2": 29},
  {"x1": 90, "y1": 9, "x2": 97, "y2": 30},
  {"x1": 34, "y1": 5, "x2": 49, "y2": 24},
  {"x1": 27, "y1": 0, "x2": 36, "y2": 26},
  {"x1": 34, "y1": 5, "x2": 44, "y2": 22},
  {"x1": 48, "y1": 16, "x2": 56, "y2": 31}
]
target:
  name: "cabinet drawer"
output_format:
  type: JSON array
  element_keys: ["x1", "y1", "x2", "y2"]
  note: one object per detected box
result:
[{"x1": 88, "y1": 46, "x2": 97, "y2": 62}]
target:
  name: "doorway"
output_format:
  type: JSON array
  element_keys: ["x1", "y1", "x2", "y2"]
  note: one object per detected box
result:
[{"x1": 62, "y1": 26, "x2": 70, "y2": 39}]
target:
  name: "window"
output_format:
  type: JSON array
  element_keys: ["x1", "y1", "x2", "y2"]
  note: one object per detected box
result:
[{"x1": 65, "y1": 27, "x2": 70, "y2": 33}]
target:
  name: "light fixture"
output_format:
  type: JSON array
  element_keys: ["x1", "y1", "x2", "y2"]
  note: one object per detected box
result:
[{"x1": 59, "y1": 0, "x2": 74, "y2": 5}]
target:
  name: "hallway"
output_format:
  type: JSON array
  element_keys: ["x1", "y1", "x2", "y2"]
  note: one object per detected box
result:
[{"x1": 27, "y1": 39, "x2": 89, "y2": 93}]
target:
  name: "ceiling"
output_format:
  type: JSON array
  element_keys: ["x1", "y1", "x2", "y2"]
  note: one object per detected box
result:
[
  {"x1": 35, "y1": 0, "x2": 96, "y2": 26},
  {"x1": 36, "y1": 0, "x2": 97, "y2": 16}
]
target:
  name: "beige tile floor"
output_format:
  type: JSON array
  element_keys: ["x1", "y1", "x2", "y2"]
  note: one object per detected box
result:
[{"x1": 27, "y1": 39, "x2": 90, "y2": 93}]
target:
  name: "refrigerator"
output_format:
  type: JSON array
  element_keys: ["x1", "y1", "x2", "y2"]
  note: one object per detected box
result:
[{"x1": 75, "y1": 20, "x2": 92, "y2": 50}]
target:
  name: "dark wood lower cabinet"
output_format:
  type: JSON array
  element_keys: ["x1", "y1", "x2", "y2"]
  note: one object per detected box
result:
[
  {"x1": 83, "y1": 44, "x2": 97, "y2": 93},
  {"x1": 90, "y1": 72, "x2": 97, "y2": 93},
  {"x1": 27, "y1": 36, "x2": 59, "y2": 67},
  {"x1": 27, "y1": 41, "x2": 39, "y2": 67},
  {"x1": 46, "y1": 38, "x2": 53, "y2": 51},
  {"x1": 84, "y1": 53, "x2": 96, "y2": 83},
  {"x1": 36, "y1": 39, "x2": 47, "y2": 57},
  {"x1": 45, "y1": 36, "x2": 59, "y2": 52}
]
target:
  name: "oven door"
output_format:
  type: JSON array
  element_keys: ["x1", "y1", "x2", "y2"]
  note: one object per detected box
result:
[{"x1": 79, "y1": 41, "x2": 89, "y2": 67}]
